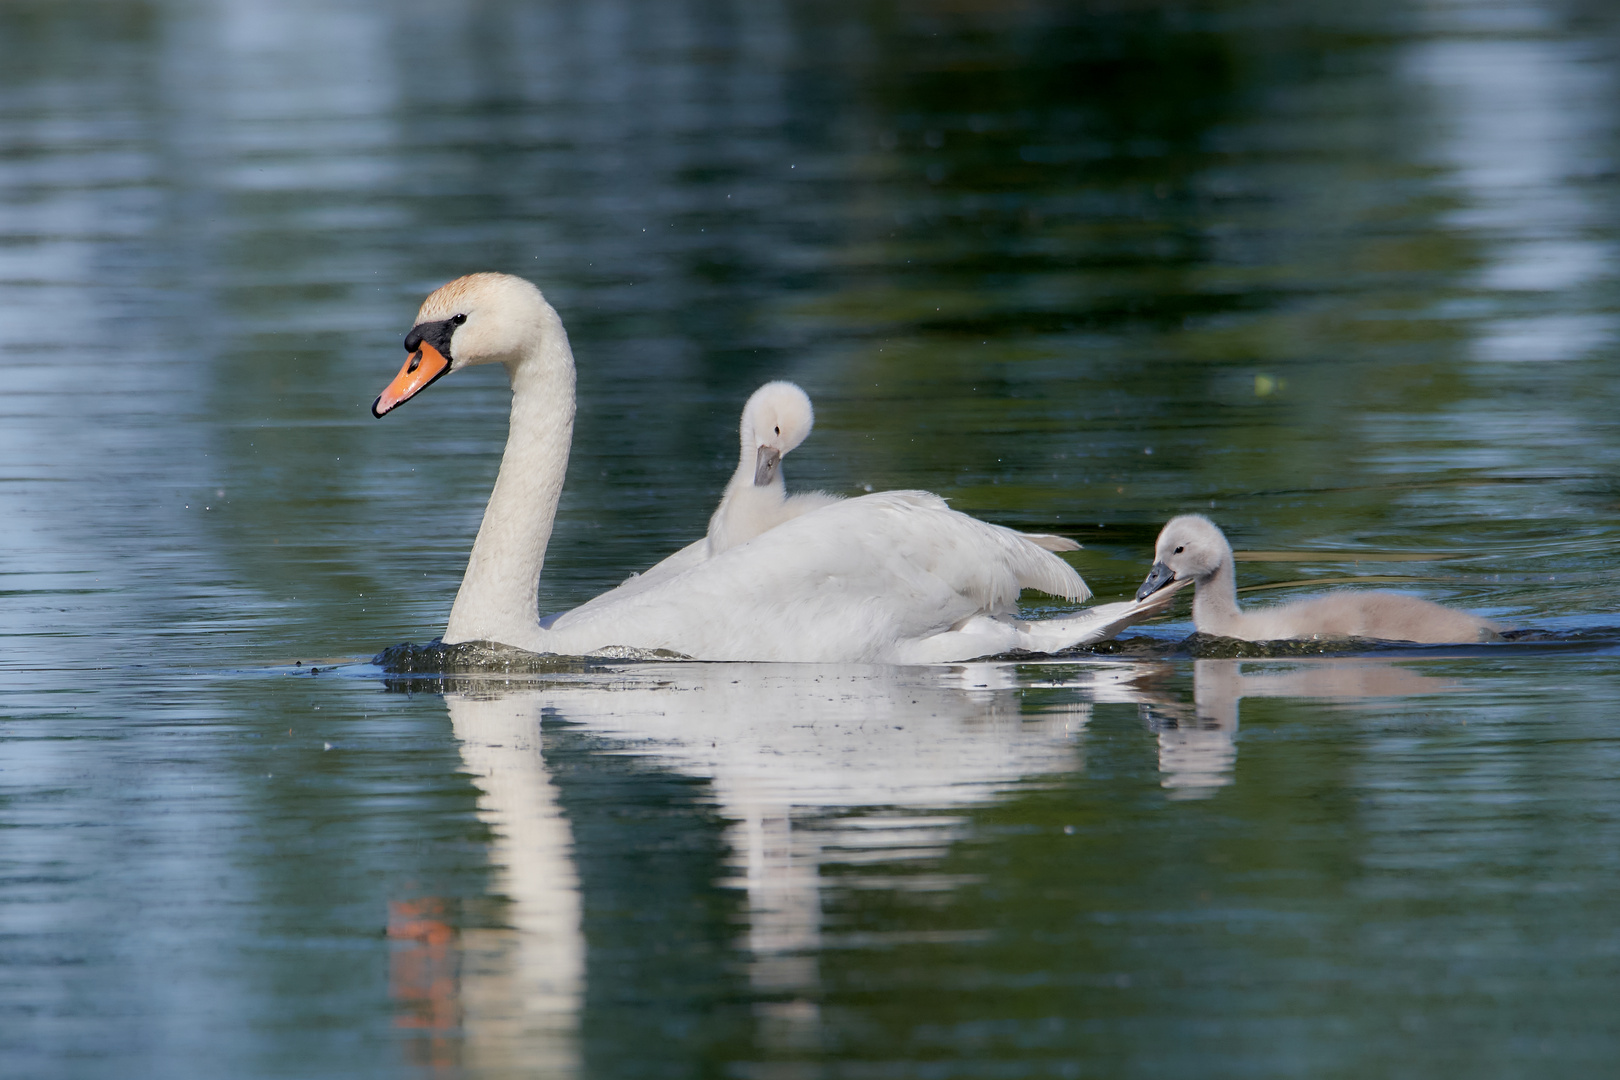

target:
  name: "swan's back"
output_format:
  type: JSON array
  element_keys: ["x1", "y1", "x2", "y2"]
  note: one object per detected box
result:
[
  {"x1": 709, "y1": 488, "x2": 844, "y2": 552},
  {"x1": 833, "y1": 491, "x2": 1087, "y2": 612},
  {"x1": 550, "y1": 490, "x2": 1088, "y2": 662},
  {"x1": 1244, "y1": 590, "x2": 1500, "y2": 643}
]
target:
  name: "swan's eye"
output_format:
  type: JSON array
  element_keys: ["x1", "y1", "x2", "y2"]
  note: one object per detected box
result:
[
  {"x1": 1174, "y1": 546, "x2": 1184, "y2": 554},
  {"x1": 774, "y1": 426, "x2": 780, "y2": 435},
  {"x1": 451, "y1": 313, "x2": 467, "y2": 325}
]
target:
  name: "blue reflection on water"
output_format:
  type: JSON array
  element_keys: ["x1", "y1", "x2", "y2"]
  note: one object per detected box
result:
[{"x1": 3, "y1": 0, "x2": 1620, "y2": 1074}]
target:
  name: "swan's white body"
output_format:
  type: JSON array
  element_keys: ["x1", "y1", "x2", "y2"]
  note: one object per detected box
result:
[
  {"x1": 1136, "y1": 514, "x2": 1501, "y2": 644},
  {"x1": 706, "y1": 381, "x2": 840, "y2": 555},
  {"x1": 372, "y1": 273, "x2": 1179, "y2": 662}
]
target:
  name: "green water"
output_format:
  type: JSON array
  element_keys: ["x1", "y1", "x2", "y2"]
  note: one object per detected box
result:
[{"x1": 3, "y1": 0, "x2": 1619, "y2": 1076}]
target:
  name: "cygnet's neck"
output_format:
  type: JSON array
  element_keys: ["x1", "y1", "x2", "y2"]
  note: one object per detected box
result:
[
  {"x1": 444, "y1": 342, "x2": 576, "y2": 646},
  {"x1": 708, "y1": 462, "x2": 785, "y2": 555},
  {"x1": 1191, "y1": 554, "x2": 1248, "y2": 637}
]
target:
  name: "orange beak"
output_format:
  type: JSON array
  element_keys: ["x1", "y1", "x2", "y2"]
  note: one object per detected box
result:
[{"x1": 372, "y1": 342, "x2": 451, "y2": 417}]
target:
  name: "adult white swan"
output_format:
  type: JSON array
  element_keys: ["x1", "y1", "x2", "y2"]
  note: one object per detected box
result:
[{"x1": 372, "y1": 272, "x2": 1180, "y2": 662}]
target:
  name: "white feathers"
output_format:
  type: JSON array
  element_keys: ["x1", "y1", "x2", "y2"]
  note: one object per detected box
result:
[
  {"x1": 706, "y1": 381, "x2": 840, "y2": 555},
  {"x1": 705, "y1": 381, "x2": 1081, "y2": 558},
  {"x1": 1139, "y1": 514, "x2": 1501, "y2": 644},
  {"x1": 379, "y1": 273, "x2": 1175, "y2": 663}
]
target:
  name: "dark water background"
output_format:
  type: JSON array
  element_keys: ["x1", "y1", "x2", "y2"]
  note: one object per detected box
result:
[{"x1": 3, "y1": 0, "x2": 1619, "y2": 1076}]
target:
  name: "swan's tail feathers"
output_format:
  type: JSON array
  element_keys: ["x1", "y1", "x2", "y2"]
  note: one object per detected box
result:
[{"x1": 1020, "y1": 532, "x2": 1081, "y2": 553}]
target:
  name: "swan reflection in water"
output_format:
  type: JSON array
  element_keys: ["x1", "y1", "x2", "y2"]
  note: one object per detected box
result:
[
  {"x1": 395, "y1": 655, "x2": 1462, "y2": 1064},
  {"x1": 422, "y1": 662, "x2": 1090, "y2": 1061}
]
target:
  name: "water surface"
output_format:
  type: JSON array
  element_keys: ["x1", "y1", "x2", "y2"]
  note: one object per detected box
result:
[{"x1": 3, "y1": 0, "x2": 1619, "y2": 1075}]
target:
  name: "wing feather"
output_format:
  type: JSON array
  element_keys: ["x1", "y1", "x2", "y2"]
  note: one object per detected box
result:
[{"x1": 548, "y1": 490, "x2": 1088, "y2": 660}]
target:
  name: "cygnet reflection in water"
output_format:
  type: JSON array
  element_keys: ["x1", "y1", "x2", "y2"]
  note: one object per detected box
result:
[
  {"x1": 1137, "y1": 515, "x2": 1501, "y2": 644},
  {"x1": 1029, "y1": 657, "x2": 1466, "y2": 799}
]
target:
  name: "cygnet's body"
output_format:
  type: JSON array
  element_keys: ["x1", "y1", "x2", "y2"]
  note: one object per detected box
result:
[
  {"x1": 706, "y1": 382, "x2": 840, "y2": 555},
  {"x1": 1136, "y1": 515, "x2": 1500, "y2": 644},
  {"x1": 705, "y1": 381, "x2": 1079, "y2": 556}
]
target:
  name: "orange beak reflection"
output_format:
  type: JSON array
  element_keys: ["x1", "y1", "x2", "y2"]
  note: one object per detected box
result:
[{"x1": 372, "y1": 342, "x2": 451, "y2": 417}]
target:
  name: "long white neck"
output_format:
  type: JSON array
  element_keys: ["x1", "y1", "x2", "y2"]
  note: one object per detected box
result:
[
  {"x1": 444, "y1": 343, "x2": 576, "y2": 646},
  {"x1": 1191, "y1": 553, "x2": 1246, "y2": 637}
]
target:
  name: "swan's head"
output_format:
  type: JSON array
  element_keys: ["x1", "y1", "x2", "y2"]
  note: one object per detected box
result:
[
  {"x1": 740, "y1": 381, "x2": 814, "y2": 486},
  {"x1": 1136, "y1": 514, "x2": 1232, "y2": 600},
  {"x1": 373, "y1": 273, "x2": 564, "y2": 417}
]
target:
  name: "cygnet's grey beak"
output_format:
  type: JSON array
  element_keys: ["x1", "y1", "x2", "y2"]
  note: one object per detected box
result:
[
  {"x1": 1136, "y1": 562, "x2": 1176, "y2": 601},
  {"x1": 754, "y1": 445, "x2": 782, "y2": 486}
]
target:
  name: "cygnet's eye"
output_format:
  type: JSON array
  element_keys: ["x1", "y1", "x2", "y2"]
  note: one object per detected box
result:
[
  {"x1": 1174, "y1": 546, "x2": 1184, "y2": 554},
  {"x1": 451, "y1": 313, "x2": 467, "y2": 325}
]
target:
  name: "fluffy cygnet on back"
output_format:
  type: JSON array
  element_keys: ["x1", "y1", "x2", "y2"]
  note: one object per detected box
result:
[
  {"x1": 706, "y1": 382, "x2": 1082, "y2": 556},
  {"x1": 706, "y1": 381, "x2": 841, "y2": 555},
  {"x1": 1135, "y1": 514, "x2": 1501, "y2": 643}
]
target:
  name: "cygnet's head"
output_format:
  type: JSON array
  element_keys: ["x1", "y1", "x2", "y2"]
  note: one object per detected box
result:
[
  {"x1": 1136, "y1": 514, "x2": 1234, "y2": 600},
  {"x1": 374, "y1": 273, "x2": 563, "y2": 417},
  {"x1": 739, "y1": 381, "x2": 815, "y2": 486}
]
